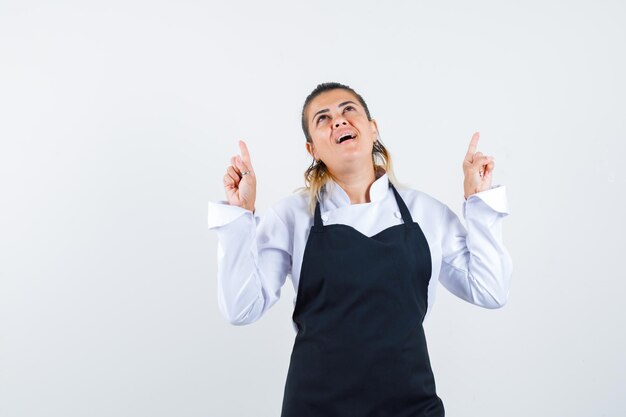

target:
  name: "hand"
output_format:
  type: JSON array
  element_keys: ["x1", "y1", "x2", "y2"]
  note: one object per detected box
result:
[
  {"x1": 223, "y1": 140, "x2": 257, "y2": 213},
  {"x1": 462, "y1": 132, "x2": 495, "y2": 200}
]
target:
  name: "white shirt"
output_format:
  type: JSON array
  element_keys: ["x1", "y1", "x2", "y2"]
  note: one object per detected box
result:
[{"x1": 208, "y1": 172, "x2": 512, "y2": 334}]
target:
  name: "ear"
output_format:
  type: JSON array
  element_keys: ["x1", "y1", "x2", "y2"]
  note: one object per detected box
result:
[
  {"x1": 370, "y1": 119, "x2": 379, "y2": 136},
  {"x1": 306, "y1": 142, "x2": 318, "y2": 160}
]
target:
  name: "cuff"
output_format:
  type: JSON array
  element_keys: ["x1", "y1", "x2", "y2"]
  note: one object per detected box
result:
[
  {"x1": 208, "y1": 200, "x2": 260, "y2": 229},
  {"x1": 464, "y1": 184, "x2": 509, "y2": 215}
]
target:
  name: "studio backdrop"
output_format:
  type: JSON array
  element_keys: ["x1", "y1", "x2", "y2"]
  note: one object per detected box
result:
[{"x1": 1, "y1": 1, "x2": 624, "y2": 416}]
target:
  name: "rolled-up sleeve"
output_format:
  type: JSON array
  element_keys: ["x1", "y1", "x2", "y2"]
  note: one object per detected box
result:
[
  {"x1": 438, "y1": 185, "x2": 513, "y2": 308},
  {"x1": 208, "y1": 201, "x2": 292, "y2": 325}
]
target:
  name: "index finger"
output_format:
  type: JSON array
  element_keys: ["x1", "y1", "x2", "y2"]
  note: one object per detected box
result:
[
  {"x1": 238, "y1": 140, "x2": 253, "y2": 166},
  {"x1": 465, "y1": 131, "x2": 480, "y2": 159}
]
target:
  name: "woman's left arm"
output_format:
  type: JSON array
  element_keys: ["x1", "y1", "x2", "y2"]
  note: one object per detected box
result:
[{"x1": 438, "y1": 132, "x2": 513, "y2": 308}]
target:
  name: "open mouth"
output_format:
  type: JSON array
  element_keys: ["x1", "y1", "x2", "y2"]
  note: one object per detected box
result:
[{"x1": 336, "y1": 133, "x2": 356, "y2": 144}]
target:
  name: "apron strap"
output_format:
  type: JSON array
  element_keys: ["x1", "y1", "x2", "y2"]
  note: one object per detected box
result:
[
  {"x1": 389, "y1": 182, "x2": 414, "y2": 224},
  {"x1": 314, "y1": 194, "x2": 323, "y2": 227}
]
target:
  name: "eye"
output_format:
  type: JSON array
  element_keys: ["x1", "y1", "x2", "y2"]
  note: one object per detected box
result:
[
  {"x1": 344, "y1": 105, "x2": 355, "y2": 111},
  {"x1": 316, "y1": 114, "x2": 327, "y2": 124}
]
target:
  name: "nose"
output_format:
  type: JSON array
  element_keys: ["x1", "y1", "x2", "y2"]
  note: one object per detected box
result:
[{"x1": 334, "y1": 120, "x2": 347, "y2": 128}]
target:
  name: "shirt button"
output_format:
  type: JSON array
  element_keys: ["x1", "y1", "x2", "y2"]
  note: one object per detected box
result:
[
  {"x1": 321, "y1": 214, "x2": 329, "y2": 221},
  {"x1": 394, "y1": 211, "x2": 401, "y2": 218}
]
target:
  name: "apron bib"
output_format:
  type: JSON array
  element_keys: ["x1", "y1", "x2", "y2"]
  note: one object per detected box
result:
[{"x1": 280, "y1": 181, "x2": 445, "y2": 417}]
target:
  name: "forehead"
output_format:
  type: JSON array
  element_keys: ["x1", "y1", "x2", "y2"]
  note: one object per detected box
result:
[{"x1": 308, "y1": 89, "x2": 359, "y2": 114}]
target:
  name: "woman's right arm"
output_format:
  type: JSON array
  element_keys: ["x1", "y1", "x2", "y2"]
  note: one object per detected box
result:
[
  {"x1": 207, "y1": 140, "x2": 292, "y2": 325},
  {"x1": 208, "y1": 202, "x2": 292, "y2": 325}
]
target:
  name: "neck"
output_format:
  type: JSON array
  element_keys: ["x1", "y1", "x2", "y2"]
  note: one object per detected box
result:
[{"x1": 329, "y1": 166, "x2": 378, "y2": 204}]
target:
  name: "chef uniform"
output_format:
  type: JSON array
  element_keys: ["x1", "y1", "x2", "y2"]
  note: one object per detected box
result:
[{"x1": 280, "y1": 181, "x2": 445, "y2": 416}]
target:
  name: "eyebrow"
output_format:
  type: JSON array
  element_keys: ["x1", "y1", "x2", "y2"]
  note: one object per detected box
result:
[{"x1": 312, "y1": 101, "x2": 358, "y2": 123}]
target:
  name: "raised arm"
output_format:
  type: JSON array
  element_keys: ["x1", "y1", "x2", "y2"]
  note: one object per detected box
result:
[
  {"x1": 438, "y1": 132, "x2": 513, "y2": 308},
  {"x1": 208, "y1": 140, "x2": 292, "y2": 325}
]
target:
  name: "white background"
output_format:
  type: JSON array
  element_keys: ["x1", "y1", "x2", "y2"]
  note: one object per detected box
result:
[{"x1": 1, "y1": 0, "x2": 624, "y2": 416}]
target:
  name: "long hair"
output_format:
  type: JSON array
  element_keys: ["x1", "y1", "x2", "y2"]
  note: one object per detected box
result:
[{"x1": 294, "y1": 82, "x2": 402, "y2": 216}]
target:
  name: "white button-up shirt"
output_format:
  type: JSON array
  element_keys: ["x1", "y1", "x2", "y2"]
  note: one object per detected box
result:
[{"x1": 208, "y1": 172, "x2": 512, "y2": 333}]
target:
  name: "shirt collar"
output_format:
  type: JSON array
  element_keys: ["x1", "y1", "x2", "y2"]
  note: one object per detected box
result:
[{"x1": 323, "y1": 169, "x2": 390, "y2": 209}]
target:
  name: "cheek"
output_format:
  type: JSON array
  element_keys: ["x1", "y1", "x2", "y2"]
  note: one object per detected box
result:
[
  {"x1": 312, "y1": 128, "x2": 330, "y2": 143},
  {"x1": 349, "y1": 115, "x2": 369, "y2": 128}
]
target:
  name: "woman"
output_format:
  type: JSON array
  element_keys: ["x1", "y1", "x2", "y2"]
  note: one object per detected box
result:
[{"x1": 208, "y1": 82, "x2": 512, "y2": 416}]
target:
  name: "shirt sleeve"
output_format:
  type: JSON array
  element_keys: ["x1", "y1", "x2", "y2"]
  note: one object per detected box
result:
[
  {"x1": 437, "y1": 185, "x2": 513, "y2": 308},
  {"x1": 208, "y1": 200, "x2": 292, "y2": 325}
]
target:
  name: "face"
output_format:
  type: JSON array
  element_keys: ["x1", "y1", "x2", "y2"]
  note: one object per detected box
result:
[{"x1": 305, "y1": 89, "x2": 378, "y2": 174}]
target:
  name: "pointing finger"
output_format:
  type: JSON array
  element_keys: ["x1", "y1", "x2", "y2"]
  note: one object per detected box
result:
[
  {"x1": 465, "y1": 132, "x2": 480, "y2": 161},
  {"x1": 239, "y1": 140, "x2": 253, "y2": 167}
]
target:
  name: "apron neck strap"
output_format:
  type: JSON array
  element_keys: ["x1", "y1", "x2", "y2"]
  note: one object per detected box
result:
[{"x1": 389, "y1": 182, "x2": 413, "y2": 224}]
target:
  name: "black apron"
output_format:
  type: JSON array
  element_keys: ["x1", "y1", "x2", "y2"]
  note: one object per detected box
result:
[{"x1": 280, "y1": 181, "x2": 445, "y2": 417}]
